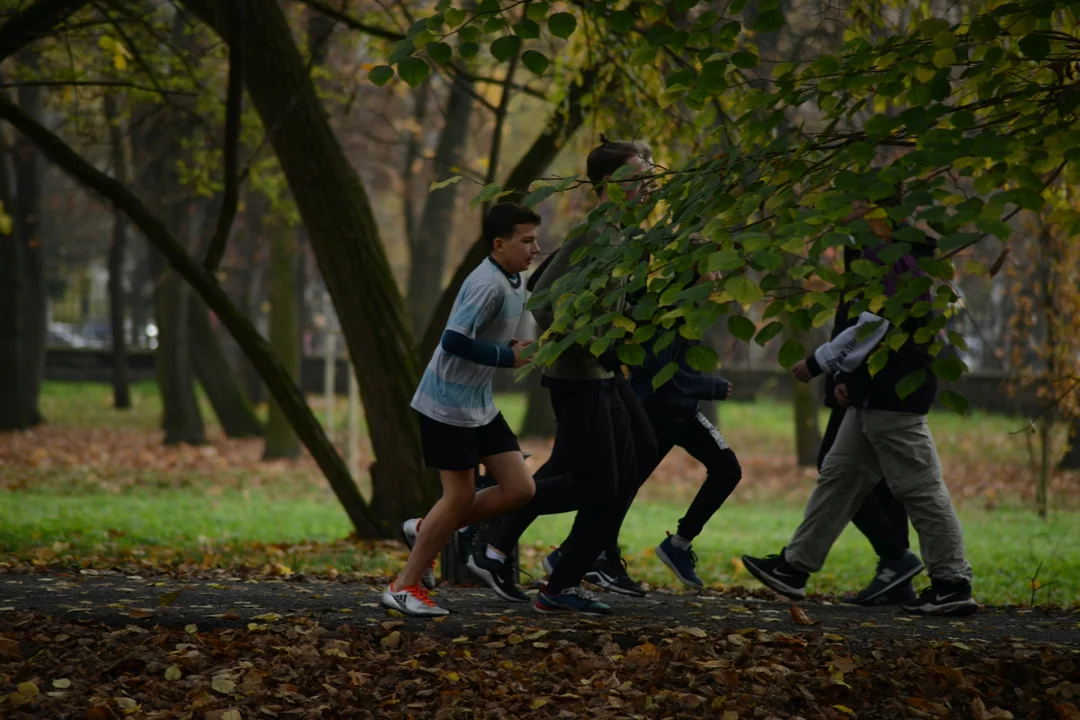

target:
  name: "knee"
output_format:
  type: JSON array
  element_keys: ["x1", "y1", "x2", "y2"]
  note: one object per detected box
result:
[
  {"x1": 514, "y1": 476, "x2": 536, "y2": 506},
  {"x1": 723, "y1": 450, "x2": 742, "y2": 483},
  {"x1": 443, "y1": 483, "x2": 476, "y2": 509}
]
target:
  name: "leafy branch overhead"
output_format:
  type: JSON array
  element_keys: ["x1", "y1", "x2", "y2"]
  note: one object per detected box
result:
[{"x1": 386, "y1": 0, "x2": 1080, "y2": 412}]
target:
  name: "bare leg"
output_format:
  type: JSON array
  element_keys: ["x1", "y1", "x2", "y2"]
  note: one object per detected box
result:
[
  {"x1": 392, "y1": 469, "x2": 475, "y2": 590},
  {"x1": 460, "y1": 451, "x2": 535, "y2": 527}
]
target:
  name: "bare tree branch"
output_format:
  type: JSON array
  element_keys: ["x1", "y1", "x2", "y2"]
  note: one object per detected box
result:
[{"x1": 204, "y1": 0, "x2": 244, "y2": 273}]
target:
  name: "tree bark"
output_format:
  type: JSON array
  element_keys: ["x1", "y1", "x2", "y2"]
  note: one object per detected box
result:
[
  {"x1": 407, "y1": 74, "x2": 474, "y2": 335},
  {"x1": 0, "y1": 89, "x2": 385, "y2": 538},
  {"x1": 104, "y1": 94, "x2": 131, "y2": 410},
  {"x1": 420, "y1": 68, "x2": 599, "y2": 361},
  {"x1": 189, "y1": 300, "x2": 263, "y2": 438},
  {"x1": 0, "y1": 129, "x2": 28, "y2": 432},
  {"x1": 789, "y1": 324, "x2": 821, "y2": 466},
  {"x1": 186, "y1": 0, "x2": 436, "y2": 522},
  {"x1": 12, "y1": 57, "x2": 46, "y2": 426},
  {"x1": 263, "y1": 216, "x2": 301, "y2": 459},
  {"x1": 1057, "y1": 417, "x2": 1080, "y2": 470}
]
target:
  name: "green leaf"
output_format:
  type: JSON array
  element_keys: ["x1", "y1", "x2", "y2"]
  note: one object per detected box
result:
[
  {"x1": 427, "y1": 42, "x2": 452, "y2": 65},
  {"x1": 458, "y1": 42, "x2": 479, "y2": 59},
  {"x1": 444, "y1": 8, "x2": 466, "y2": 27},
  {"x1": 514, "y1": 19, "x2": 541, "y2": 39},
  {"x1": 617, "y1": 343, "x2": 646, "y2": 366},
  {"x1": 755, "y1": 321, "x2": 784, "y2": 346},
  {"x1": 728, "y1": 315, "x2": 756, "y2": 341},
  {"x1": 947, "y1": 330, "x2": 968, "y2": 352},
  {"x1": 521, "y1": 50, "x2": 549, "y2": 75},
  {"x1": 609, "y1": 10, "x2": 634, "y2": 33},
  {"x1": 685, "y1": 344, "x2": 718, "y2": 372},
  {"x1": 932, "y1": 353, "x2": 968, "y2": 382},
  {"x1": 477, "y1": 0, "x2": 500, "y2": 12},
  {"x1": 471, "y1": 182, "x2": 503, "y2": 208},
  {"x1": 940, "y1": 390, "x2": 969, "y2": 415},
  {"x1": 368, "y1": 65, "x2": 394, "y2": 87},
  {"x1": 397, "y1": 57, "x2": 430, "y2": 87},
  {"x1": 932, "y1": 48, "x2": 956, "y2": 68},
  {"x1": 729, "y1": 0, "x2": 749, "y2": 13},
  {"x1": 429, "y1": 175, "x2": 463, "y2": 191},
  {"x1": 527, "y1": 2, "x2": 549, "y2": 22},
  {"x1": 895, "y1": 370, "x2": 927, "y2": 400},
  {"x1": 413, "y1": 29, "x2": 434, "y2": 49},
  {"x1": 919, "y1": 18, "x2": 950, "y2": 37},
  {"x1": 654, "y1": 329, "x2": 677, "y2": 353},
  {"x1": 753, "y1": 9, "x2": 785, "y2": 33},
  {"x1": 868, "y1": 346, "x2": 889, "y2": 377},
  {"x1": 651, "y1": 361, "x2": 680, "y2": 390},
  {"x1": 522, "y1": 183, "x2": 555, "y2": 207},
  {"x1": 548, "y1": 12, "x2": 577, "y2": 39},
  {"x1": 724, "y1": 275, "x2": 763, "y2": 305},
  {"x1": 490, "y1": 35, "x2": 522, "y2": 62},
  {"x1": 1019, "y1": 33, "x2": 1050, "y2": 59},
  {"x1": 777, "y1": 340, "x2": 805, "y2": 369},
  {"x1": 731, "y1": 51, "x2": 759, "y2": 69},
  {"x1": 705, "y1": 250, "x2": 744, "y2": 273}
]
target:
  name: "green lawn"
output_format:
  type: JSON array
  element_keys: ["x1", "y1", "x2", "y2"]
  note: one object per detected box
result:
[{"x1": 2, "y1": 381, "x2": 1077, "y2": 607}]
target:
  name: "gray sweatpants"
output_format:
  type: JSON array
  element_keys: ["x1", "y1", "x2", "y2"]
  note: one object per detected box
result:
[{"x1": 786, "y1": 409, "x2": 973, "y2": 585}]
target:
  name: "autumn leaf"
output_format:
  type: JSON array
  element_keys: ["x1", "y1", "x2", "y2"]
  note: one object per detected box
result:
[
  {"x1": 530, "y1": 697, "x2": 550, "y2": 709},
  {"x1": 0, "y1": 637, "x2": 20, "y2": 657},
  {"x1": 165, "y1": 664, "x2": 182, "y2": 680},
  {"x1": 51, "y1": 678, "x2": 71, "y2": 689},
  {"x1": 381, "y1": 631, "x2": 402, "y2": 648},
  {"x1": 790, "y1": 605, "x2": 818, "y2": 625},
  {"x1": 157, "y1": 590, "x2": 181, "y2": 607},
  {"x1": 212, "y1": 677, "x2": 236, "y2": 694}
]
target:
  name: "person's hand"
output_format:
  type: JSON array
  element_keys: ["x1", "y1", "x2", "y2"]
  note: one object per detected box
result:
[
  {"x1": 510, "y1": 339, "x2": 532, "y2": 369},
  {"x1": 726, "y1": 382, "x2": 733, "y2": 398},
  {"x1": 835, "y1": 383, "x2": 851, "y2": 407},
  {"x1": 792, "y1": 359, "x2": 812, "y2": 383}
]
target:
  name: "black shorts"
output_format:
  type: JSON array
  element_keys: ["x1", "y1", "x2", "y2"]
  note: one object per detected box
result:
[{"x1": 417, "y1": 411, "x2": 520, "y2": 471}]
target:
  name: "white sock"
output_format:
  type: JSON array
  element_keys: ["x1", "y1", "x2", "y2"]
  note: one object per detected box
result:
[
  {"x1": 485, "y1": 545, "x2": 506, "y2": 563},
  {"x1": 670, "y1": 534, "x2": 692, "y2": 550}
]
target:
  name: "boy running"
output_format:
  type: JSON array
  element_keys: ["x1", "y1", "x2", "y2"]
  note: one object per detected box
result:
[
  {"x1": 381, "y1": 202, "x2": 540, "y2": 618},
  {"x1": 743, "y1": 198, "x2": 977, "y2": 617}
]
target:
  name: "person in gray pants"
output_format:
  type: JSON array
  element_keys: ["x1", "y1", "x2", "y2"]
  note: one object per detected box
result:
[{"x1": 742, "y1": 224, "x2": 976, "y2": 617}]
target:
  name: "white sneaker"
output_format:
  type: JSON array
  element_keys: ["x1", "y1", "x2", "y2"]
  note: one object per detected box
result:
[
  {"x1": 380, "y1": 584, "x2": 449, "y2": 617},
  {"x1": 401, "y1": 518, "x2": 437, "y2": 590}
]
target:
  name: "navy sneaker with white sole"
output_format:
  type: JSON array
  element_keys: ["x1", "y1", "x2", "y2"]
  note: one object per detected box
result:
[
  {"x1": 901, "y1": 581, "x2": 978, "y2": 617},
  {"x1": 656, "y1": 534, "x2": 704, "y2": 590},
  {"x1": 541, "y1": 546, "x2": 564, "y2": 576},
  {"x1": 534, "y1": 585, "x2": 613, "y2": 615},
  {"x1": 584, "y1": 546, "x2": 647, "y2": 597},
  {"x1": 741, "y1": 548, "x2": 810, "y2": 599}
]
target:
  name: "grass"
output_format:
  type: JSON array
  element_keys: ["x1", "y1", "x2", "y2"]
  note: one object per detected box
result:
[{"x1": 3, "y1": 381, "x2": 1078, "y2": 607}]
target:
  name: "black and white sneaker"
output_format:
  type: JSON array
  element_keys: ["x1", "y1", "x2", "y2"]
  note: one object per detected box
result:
[
  {"x1": 401, "y1": 518, "x2": 437, "y2": 590},
  {"x1": 584, "y1": 546, "x2": 647, "y2": 597},
  {"x1": 901, "y1": 581, "x2": 978, "y2": 617},
  {"x1": 742, "y1": 548, "x2": 810, "y2": 599},
  {"x1": 849, "y1": 550, "x2": 925, "y2": 605},
  {"x1": 466, "y1": 551, "x2": 529, "y2": 603}
]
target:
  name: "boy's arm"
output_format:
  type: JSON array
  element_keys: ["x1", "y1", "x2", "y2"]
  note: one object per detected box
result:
[
  {"x1": 805, "y1": 311, "x2": 889, "y2": 377},
  {"x1": 671, "y1": 372, "x2": 731, "y2": 401},
  {"x1": 440, "y1": 330, "x2": 515, "y2": 368}
]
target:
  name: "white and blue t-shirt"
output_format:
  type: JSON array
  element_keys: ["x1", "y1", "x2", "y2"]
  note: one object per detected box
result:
[{"x1": 411, "y1": 258, "x2": 525, "y2": 427}]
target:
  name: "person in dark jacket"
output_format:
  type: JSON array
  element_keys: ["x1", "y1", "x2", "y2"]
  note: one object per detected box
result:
[
  {"x1": 542, "y1": 270, "x2": 743, "y2": 593},
  {"x1": 742, "y1": 200, "x2": 977, "y2": 617},
  {"x1": 806, "y1": 245, "x2": 918, "y2": 607}
]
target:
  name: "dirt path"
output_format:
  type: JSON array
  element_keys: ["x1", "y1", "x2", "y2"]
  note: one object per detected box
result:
[{"x1": 3, "y1": 570, "x2": 1076, "y2": 648}]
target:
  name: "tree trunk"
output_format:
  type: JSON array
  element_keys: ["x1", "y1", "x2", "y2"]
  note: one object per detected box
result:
[
  {"x1": 188, "y1": 0, "x2": 436, "y2": 523},
  {"x1": 263, "y1": 216, "x2": 301, "y2": 459},
  {"x1": 238, "y1": 188, "x2": 267, "y2": 406},
  {"x1": 189, "y1": 301, "x2": 263, "y2": 437},
  {"x1": 0, "y1": 90, "x2": 386, "y2": 537},
  {"x1": 407, "y1": 74, "x2": 474, "y2": 335},
  {"x1": 1057, "y1": 417, "x2": 1080, "y2": 470},
  {"x1": 0, "y1": 131, "x2": 28, "y2": 432},
  {"x1": 104, "y1": 94, "x2": 131, "y2": 410},
  {"x1": 789, "y1": 325, "x2": 821, "y2": 466},
  {"x1": 12, "y1": 59, "x2": 46, "y2": 426},
  {"x1": 519, "y1": 373, "x2": 555, "y2": 438}
]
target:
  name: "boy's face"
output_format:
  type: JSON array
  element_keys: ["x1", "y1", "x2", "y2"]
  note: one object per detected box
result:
[
  {"x1": 493, "y1": 223, "x2": 540, "y2": 273},
  {"x1": 620, "y1": 155, "x2": 655, "y2": 205}
]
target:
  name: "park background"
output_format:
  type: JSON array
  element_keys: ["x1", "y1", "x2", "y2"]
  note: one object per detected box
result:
[{"x1": 0, "y1": 0, "x2": 1078, "y2": 609}]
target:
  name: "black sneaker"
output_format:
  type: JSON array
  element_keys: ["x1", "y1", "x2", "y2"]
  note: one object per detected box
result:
[
  {"x1": 656, "y1": 533, "x2": 704, "y2": 589},
  {"x1": 741, "y1": 548, "x2": 809, "y2": 599},
  {"x1": 584, "y1": 546, "x2": 647, "y2": 597},
  {"x1": 901, "y1": 580, "x2": 978, "y2": 617},
  {"x1": 466, "y1": 551, "x2": 529, "y2": 603},
  {"x1": 849, "y1": 550, "x2": 925, "y2": 605},
  {"x1": 845, "y1": 580, "x2": 917, "y2": 607}
]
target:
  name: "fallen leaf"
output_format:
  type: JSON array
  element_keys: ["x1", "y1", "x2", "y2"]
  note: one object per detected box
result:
[
  {"x1": 382, "y1": 631, "x2": 402, "y2": 648},
  {"x1": 165, "y1": 664, "x2": 182, "y2": 681},
  {"x1": 252, "y1": 612, "x2": 280, "y2": 622},
  {"x1": 444, "y1": 671, "x2": 460, "y2": 683},
  {"x1": 212, "y1": 677, "x2": 236, "y2": 694},
  {"x1": 52, "y1": 678, "x2": 71, "y2": 689},
  {"x1": 674, "y1": 625, "x2": 707, "y2": 638},
  {"x1": 508, "y1": 633, "x2": 524, "y2": 645},
  {"x1": 157, "y1": 590, "x2": 181, "y2": 607},
  {"x1": 0, "y1": 637, "x2": 20, "y2": 657},
  {"x1": 115, "y1": 697, "x2": 137, "y2": 709},
  {"x1": 789, "y1": 605, "x2": 818, "y2": 626},
  {"x1": 16, "y1": 681, "x2": 39, "y2": 699},
  {"x1": 530, "y1": 697, "x2": 550, "y2": 709}
]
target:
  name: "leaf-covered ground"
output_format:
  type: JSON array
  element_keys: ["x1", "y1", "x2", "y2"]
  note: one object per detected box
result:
[{"x1": 2, "y1": 572, "x2": 1078, "y2": 719}]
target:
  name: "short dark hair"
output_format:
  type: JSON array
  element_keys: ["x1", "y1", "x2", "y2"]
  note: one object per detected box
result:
[
  {"x1": 483, "y1": 202, "x2": 541, "y2": 249},
  {"x1": 586, "y1": 135, "x2": 653, "y2": 194}
]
